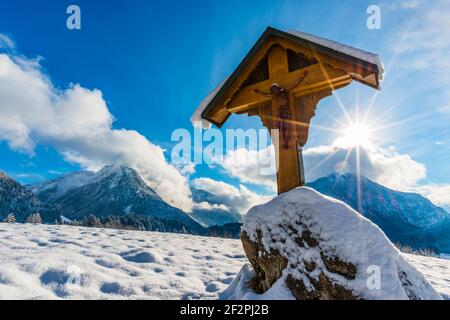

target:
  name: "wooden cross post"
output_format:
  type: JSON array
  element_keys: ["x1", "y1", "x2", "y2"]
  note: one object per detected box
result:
[
  {"x1": 241, "y1": 45, "x2": 339, "y2": 194},
  {"x1": 197, "y1": 27, "x2": 382, "y2": 195},
  {"x1": 267, "y1": 45, "x2": 306, "y2": 193}
]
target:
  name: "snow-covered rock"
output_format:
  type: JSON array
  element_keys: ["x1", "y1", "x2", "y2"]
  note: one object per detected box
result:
[{"x1": 228, "y1": 187, "x2": 441, "y2": 300}]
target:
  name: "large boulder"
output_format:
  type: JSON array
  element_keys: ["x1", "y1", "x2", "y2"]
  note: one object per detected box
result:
[{"x1": 222, "y1": 187, "x2": 441, "y2": 300}]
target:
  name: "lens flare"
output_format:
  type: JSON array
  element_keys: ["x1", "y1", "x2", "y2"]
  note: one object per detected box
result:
[
  {"x1": 335, "y1": 123, "x2": 373, "y2": 149},
  {"x1": 344, "y1": 124, "x2": 371, "y2": 146}
]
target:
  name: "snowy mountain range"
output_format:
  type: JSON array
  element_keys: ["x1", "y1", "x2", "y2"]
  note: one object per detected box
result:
[
  {"x1": 30, "y1": 165, "x2": 205, "y2": 234},
  {"x1": 2, "y1": 166, "x2": 450, "y2": 252},
  {"x1": 308, "y1": 173, "x2": 450, "y2": 253},
  {"x1": 191, "y1": 188, "x2": 242, "y2": 227},
  {"x1": 29, "y1": 165, "x2": 242, "y2": 229},
  {"x1": 0, "y1": 172, "x2": 59, "y2": 223}
]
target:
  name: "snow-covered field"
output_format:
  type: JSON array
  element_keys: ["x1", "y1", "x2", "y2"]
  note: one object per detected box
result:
[
  {"x1": 403, "y1": 253, "x2": 450, "y2": 300},
  {"x1": 0, "y1": 224, "x2": 246, "y2": 299},
  {"x1": 0, "y1": 223, "x2": 449, "y2": 300}
]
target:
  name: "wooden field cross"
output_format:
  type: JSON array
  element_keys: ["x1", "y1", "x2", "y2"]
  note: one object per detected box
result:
[{"x1": 194, "y1": 27, "x2": 383, "y2": 195}]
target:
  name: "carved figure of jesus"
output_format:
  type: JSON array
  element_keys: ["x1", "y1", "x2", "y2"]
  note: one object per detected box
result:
[{"x1": 254, "y1": 71, "x2": 308, "y2": 149}]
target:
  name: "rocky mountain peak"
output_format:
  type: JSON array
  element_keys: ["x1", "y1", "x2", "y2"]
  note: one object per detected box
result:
[
  {"x1": 30, "y1": 165, "x2": 204, "y2": 233},
  {"x1": 0, "y1": 172, "x2": 59, "y2": 223}
]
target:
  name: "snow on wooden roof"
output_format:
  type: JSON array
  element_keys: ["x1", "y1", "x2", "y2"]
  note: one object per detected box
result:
[
  {"x1": 192, "y1": 27, "x2": 384, "y2": 128},
  {"x1": 287, "y1": 30, "x2": 384, "y2": 80},
  {"x1": 191, "y1": 77, "x2": 229, "y2": 128}
]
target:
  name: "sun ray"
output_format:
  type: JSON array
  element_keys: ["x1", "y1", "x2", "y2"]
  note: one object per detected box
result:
[
  {"x1": 367, "y1": 135, "x2": 397, "y2": 145},
  {"x1": 370, "y1": 114, "x2": 424, "y2": 132},
  {"x1": 316, "y1": 107, "x2": 348, "y2": 128},
  {"x1": 355, "y1": 85, "x2": 360, "y2": 123},
  {"x1": 356, "y1": 146, "x2": 363, "y2": 214},
  {"x1": 336, "y1": 123, "x2": 373, "y2": 149},
  {"x1": 309, "y1": 124, "x2": 342, "y2": 134},
  {"x1": 362, "y1": 8, "x2": 419, "y2": 124},
  {"x1": 308, "y1": 147, "x2": 342, "y2": 175},
  {"x1": 365, "y1": 88, "x2": 419, "y2": 128},
  {"x1": 338, "y1": 147, "x2": 354, "y2": 173},
  {"x1": 311, "y1": 49, "x2": 353, "y2": 125},
  {"x1": 263, "y1": 113, "x2": 343, "y2": 134}
]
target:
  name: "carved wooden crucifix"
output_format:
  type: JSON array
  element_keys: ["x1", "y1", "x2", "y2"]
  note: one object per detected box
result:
[{"x1": 195, "y1": 27, "x2": 383, "y2": 195}]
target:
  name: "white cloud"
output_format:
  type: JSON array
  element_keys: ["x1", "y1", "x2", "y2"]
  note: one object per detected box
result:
[
  {"x1": 304, "y1": 143, "x2": 427, "y2": 191},
  {"x1": 12, "y1": 172, "x2": 45, "y2": 182},
  {"x1": 192, "y1": 177, "x2": 273, "y2": 214},
  {"x1": 221, "y1": 147, "x2": 277, "y2": 191},
  {"x1": 193, "y1": 201, "x2": 230, "y2": 212},
  {"x1": 174, "y1": 162, "x2": 196, "y2": 176},
  {"x1": 218, "y1": 140, "x2": 426, "y2": 192},
  {"x1": 438, "y1": 106, "x2": 450, "y2": 114},
  {"x1": 381, "y1": 0, "x2": 421, "y2": 11},
  {"x1": 0, "y1": 53, "x2": 193, "y2": 212},
  {"x1": 218, "y1": 140, "x2": 450, "y2": 209},
  {"x1": 218, "y1": 140, "x2": 450, "y2": 211},
  {"x1": 415, "y1": 184, "x2": 450, "y2": 210},
  {"x1": 399, "y1": 0, "x2": 424, "y2": 10},
  {"x1": 392, "y1": 0, "x2": 450, "y2": 91},
  {"x1": 398, "y1": 2, "x2": 450, "y2": 53},
  {"x1": 0, "y1": 34, "x2": 15, "y2": 50}
]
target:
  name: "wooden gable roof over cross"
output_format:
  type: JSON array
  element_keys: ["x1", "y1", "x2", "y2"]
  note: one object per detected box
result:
[{"x1": 193, "y1": 26, "x2": 383, "y2": 195}]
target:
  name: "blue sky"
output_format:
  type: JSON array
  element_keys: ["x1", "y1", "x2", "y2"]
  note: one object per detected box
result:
[{"x1": 1, "y1": 0, "x2": 449, "y2": 212}]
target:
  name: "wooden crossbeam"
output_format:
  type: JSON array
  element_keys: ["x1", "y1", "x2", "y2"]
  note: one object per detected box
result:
[
  {"x1": 198, "y1": 29, "x2": 381, "y2": 195},
  {"x1": 233, "y1": 44, "x2": 353, "y2": 194},
  {"x1": 227, "y1": 63, "x2": 351, "y2": 114}
]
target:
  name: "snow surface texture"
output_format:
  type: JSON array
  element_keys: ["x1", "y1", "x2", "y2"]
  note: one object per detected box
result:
[
  {"x1": 0, "y1": 224, "x2": 246, "y2": 300},
  {"x1": 231, "y1": 187, "x2": 441, "y2": 300},
  {"x1": 191, "y1": 30, "x2": 384, "y2": 128},
  {"x1": 403, "y1": 253, "x2": 450, "y2": 300},
  {"x1": 0, "y1": 222, "x2": 448, "y2": 300}
]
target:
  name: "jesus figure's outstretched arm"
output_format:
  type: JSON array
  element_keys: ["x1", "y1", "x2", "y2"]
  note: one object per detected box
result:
[
  {"x1": 254, "y1": 88, "x2": 273, "y2": 97},
  {"x1": 287, "y1": 71, "x2": 309, "y2": 91}
]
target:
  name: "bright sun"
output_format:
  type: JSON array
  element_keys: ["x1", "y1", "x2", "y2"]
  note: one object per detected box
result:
[{"x1": 337, "y1": 123, "x2": 372, "y2": 148}]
